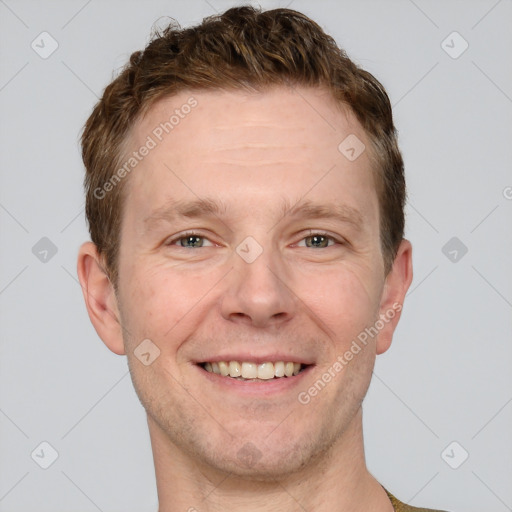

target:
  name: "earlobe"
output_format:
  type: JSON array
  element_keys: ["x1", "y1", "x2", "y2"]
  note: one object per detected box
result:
[
  {"x1": 77, "y1": 242, "x2": 126, "y2": 355},
  {"x1": 376, "y1": 239, "x2": 413, "y2": 355}
]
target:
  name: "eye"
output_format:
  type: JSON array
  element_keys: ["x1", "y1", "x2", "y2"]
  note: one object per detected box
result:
[
  {"x1": 168, "y1": 233, "x2": 214, "y2": 248},
  {"x1": 297, "y1": 233, "x2": 337, "y2": 248}
]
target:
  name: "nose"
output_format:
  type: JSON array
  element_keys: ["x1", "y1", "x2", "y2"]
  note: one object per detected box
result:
[{"x1": 220, "y1": 246, "x2": 296, "y2": 328}]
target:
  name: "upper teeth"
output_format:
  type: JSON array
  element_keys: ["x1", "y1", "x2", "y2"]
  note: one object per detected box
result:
[{"x1": 203, "y1": 361, "x2": 302, "y2": 379}]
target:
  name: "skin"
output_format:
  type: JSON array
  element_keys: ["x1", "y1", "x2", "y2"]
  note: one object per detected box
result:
[{"x1": 78, "y1": 86, "x2": 413, "y2": 511}]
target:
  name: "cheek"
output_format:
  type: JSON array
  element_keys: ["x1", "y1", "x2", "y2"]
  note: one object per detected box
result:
[
  {"x1": 118, "y1": 260, "x2": 221, "y2": 347},
  {"x1": 300, "y1": 263, "x2": 382, "y2": 342},
  {"x1": 117, "y1": 263, "x2": 165, "y2": 345}
]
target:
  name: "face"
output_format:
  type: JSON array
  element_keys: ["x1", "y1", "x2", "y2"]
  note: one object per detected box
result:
[{"x1": 84, "y1": 86, "x2": 410, "y2": 479}]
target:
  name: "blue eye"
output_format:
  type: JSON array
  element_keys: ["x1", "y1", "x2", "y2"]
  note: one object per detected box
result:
[
  {"x1": 168, "y1": 233, "x2": 214, "y2": 248},
  {"x1": 298, "y1": 234, "x2": 336, "y2": 248}
]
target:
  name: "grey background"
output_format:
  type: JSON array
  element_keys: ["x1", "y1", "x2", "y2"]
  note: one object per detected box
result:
[{"x1": 0, "y1": 0, "x2": 511, "y2": 511}]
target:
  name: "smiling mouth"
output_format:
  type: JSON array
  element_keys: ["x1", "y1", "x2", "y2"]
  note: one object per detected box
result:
[{"x1": 200, "y1": 361, "x2": 310, "y2": 381}]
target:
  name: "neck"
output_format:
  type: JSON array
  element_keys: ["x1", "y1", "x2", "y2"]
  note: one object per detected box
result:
[{"x1": 149, "y1": 408, "x2": 393, "y2": 512}]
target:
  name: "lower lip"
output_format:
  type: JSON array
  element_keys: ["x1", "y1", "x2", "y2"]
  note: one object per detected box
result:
[{"x1": 196, "y1": 364, "x2": 314, "y2": 397}]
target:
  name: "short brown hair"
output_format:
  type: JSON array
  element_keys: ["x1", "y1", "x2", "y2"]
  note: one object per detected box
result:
[{"x1": 82, "y1": 6, "x2": 405, "y2": 283}]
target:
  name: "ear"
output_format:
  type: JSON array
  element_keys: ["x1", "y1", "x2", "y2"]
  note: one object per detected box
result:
[
  {"x1": 77, "y1": 242, "x2": 125, "y2": 355},
  {"x1": 376, "y1": 239, "x2": 413, "y2": 355}
]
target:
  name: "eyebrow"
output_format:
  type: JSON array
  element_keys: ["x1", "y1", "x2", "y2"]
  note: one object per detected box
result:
[
  {"x1": 142, "y1": 197, "x2": 364, "y2": 233},
  {"x1": 143, "y1": 198, "x2": 227, "y2": 231},
  {"x1": 282, "y1": 199, "x2": 364, "y2": 229}
]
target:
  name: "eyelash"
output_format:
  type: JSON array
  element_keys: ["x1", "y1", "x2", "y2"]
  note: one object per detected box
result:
[
  {"x1": 166, "y1": 231, "x2": 341, "y2": 248},
  {"x1": 297, "y1": 231, "x2": 339, "y2": 247},
  {"x1": 166, "y1": 231, "x2": 213, "y2": 247}
]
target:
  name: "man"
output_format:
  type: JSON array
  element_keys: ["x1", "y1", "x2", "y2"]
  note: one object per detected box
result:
[{"x1": 77, "y1": 6, "x2": 448, "y2": 511}]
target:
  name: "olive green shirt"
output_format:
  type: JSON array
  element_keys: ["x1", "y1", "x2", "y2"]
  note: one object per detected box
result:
[{"x1": 385, "y1": 489, "x2": 449, "y2": 512}]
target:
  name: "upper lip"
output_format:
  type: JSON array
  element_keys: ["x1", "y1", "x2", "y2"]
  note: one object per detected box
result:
[{"x1": 194, "y1": 354, "x2": 315, "y2": 365}]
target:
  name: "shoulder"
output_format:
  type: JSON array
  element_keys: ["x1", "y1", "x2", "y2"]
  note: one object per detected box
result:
[{"x1": 384, "y1": 488, "x2": 450, "y2": 512}]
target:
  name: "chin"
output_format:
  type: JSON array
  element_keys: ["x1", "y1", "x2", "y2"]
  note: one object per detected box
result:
[
  {"x1": 190, "y1": 426, "x2": 336, "y2": 483},
  {"x1": 204, "y1": 443, "x2": 309, "y2": 481}
]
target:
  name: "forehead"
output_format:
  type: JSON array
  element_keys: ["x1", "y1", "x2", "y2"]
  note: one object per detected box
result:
[
  {"x1": 123, "y1": 86, "x2": 378, "y2": 226},
  {"x1": 131, "y1": 86, "x2": 361, "y2": 161}
]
